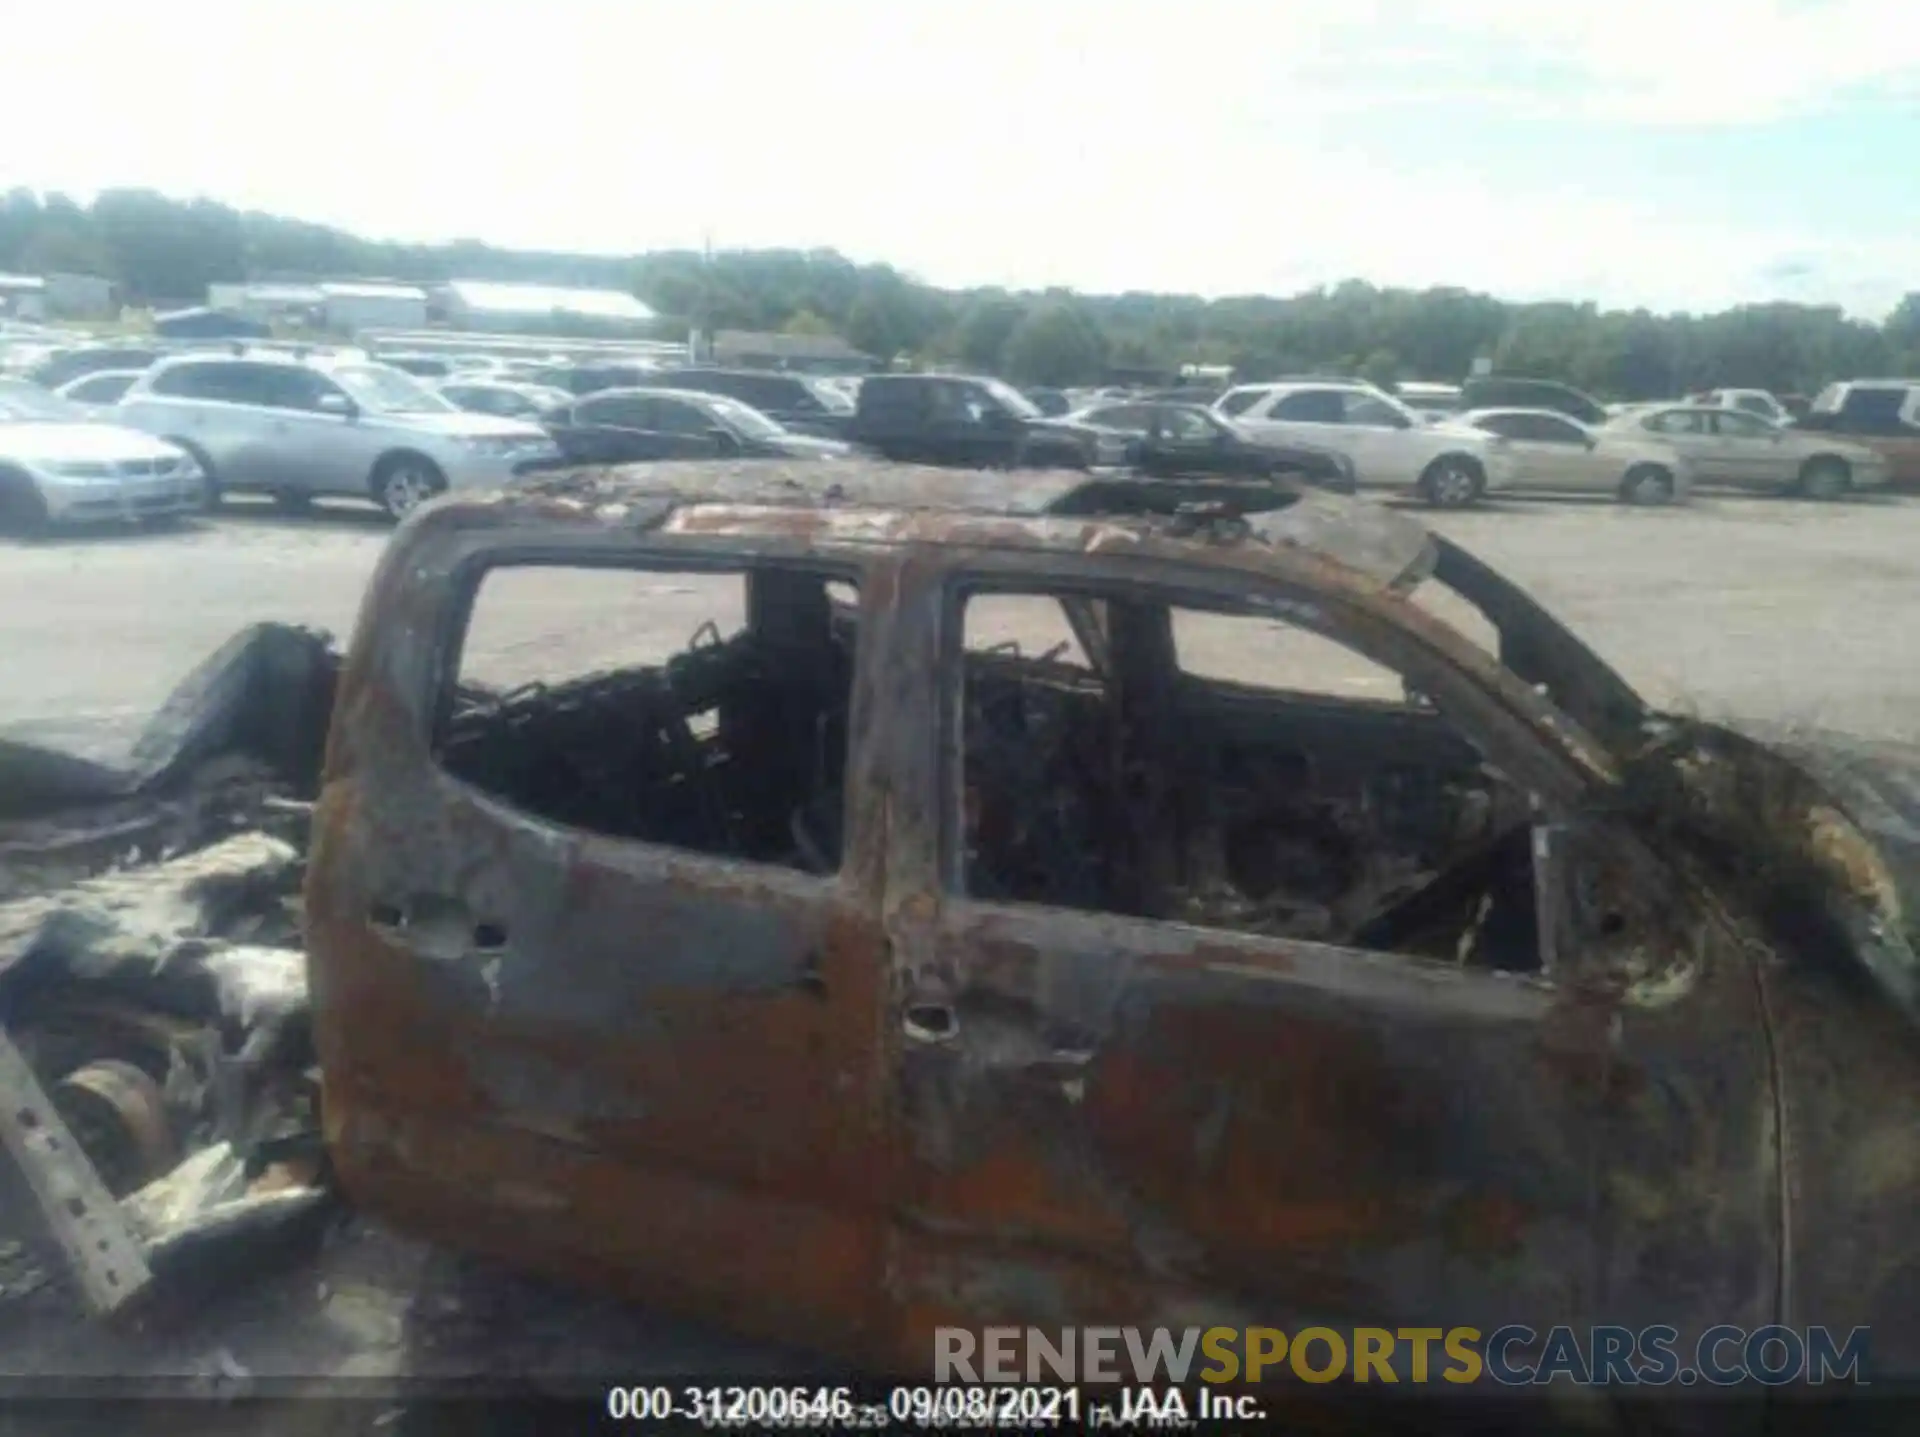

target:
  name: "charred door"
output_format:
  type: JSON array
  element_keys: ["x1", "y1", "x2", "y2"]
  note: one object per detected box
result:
[
  {"x1": 309, "y1": 542, "x2": 892, "y2": 1355},
  {"x1": 878, "y1": 558, "x2": 1772, "y2": 1374}
]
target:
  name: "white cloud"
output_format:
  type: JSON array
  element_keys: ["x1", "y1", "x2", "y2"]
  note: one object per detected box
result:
[{"x1": 0, "y1": 0, "x2": 1912, "y2": 314}]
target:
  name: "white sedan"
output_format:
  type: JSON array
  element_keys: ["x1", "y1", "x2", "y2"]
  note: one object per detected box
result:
[
  {"x1": 1216, "y1": 381, "x2": 1513, "y2": 507},
  {"x1": 0, "y1": 379, "x2": 205, "y2": 535},
  {"x1": 1459, "y1": 407, "x2": 1694, "y2": 504},
  {"x1": 1611, "y1": 403, "x2": 1886, "y2": 499}
]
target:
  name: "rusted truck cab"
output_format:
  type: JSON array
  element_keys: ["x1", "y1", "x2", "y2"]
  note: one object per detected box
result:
[{"x1": 306, "y1": 462, "x2": 1920, "y2": 1382}]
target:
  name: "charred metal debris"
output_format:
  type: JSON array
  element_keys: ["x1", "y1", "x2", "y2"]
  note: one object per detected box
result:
[{"x1": 0, "y1": 623, "x2": 339, "y2": 1318}]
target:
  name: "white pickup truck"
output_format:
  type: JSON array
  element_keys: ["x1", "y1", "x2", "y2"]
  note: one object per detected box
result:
[
  {"x1": 1212, "y1": 380, "x2": 1514, "y2": 507},
  {"x1": 1695, "y1": 388, "x2": 1794, "y2": 425}
]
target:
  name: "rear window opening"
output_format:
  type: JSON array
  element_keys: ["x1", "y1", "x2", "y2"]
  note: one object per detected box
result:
[{"x1": 435, "y1": 563, "x2": 858, "y2": 876}]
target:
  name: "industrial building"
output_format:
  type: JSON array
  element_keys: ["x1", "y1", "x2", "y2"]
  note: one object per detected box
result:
[
  {"x1": 206, "y1": 281, "x2": 325, "y2": 327},
  {"x1": 45, "y1": 273, "x2": 117, "y2": 321},
  {"x1": 0, "y1": 274, "x2": 46, "y2": 321},
  {"x1": 0, "y1": 272, "x2": 120, "y2": 322},
  {"x1": 204, "y1": 279, "x2": 428, "y2": 332},
  {"x1": 432, "y1": 280, "x2": 656, "y2": 337},
  {"x1": 316, "y1": 281, "x2": 428, "y2": 332}
]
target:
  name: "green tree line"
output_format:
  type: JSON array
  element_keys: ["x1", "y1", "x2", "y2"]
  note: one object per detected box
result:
[{"x1": 6, "y1": 187, "x2": 1919, "y2": 398}]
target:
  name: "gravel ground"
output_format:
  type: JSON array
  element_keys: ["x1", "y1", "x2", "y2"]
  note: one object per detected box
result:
[{"x1": 2, "y1": 490, "x2": 1915, "y2": 753}]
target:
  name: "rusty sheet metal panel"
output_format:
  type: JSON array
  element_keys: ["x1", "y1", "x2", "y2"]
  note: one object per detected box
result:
[
  {"x1": 889, "y1": 903, "x2": 1583, "y2": 1343},
  {"x1": 876, "y1": 890, "x2": 1776, "y2": 1377},
  {"x1": 520, "y1": 457, "x2": 1100, "y2": 516}
]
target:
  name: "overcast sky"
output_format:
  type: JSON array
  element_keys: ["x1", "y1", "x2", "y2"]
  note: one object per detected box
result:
[{"x1": 3, "y1": 0, "x2": 1915, "y2": 317}]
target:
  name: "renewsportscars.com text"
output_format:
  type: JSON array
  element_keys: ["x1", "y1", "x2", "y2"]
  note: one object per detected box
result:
[{"x1": 935, "y1": 1324, "x2": 1871, "y2": 1387}]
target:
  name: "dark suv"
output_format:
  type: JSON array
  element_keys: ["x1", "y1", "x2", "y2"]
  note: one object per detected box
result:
[
  {"x1": 648, "y1": 368, "x2": 854, "y2": 438},
  {"x1": 848, "y1": 374, "x2": 1098, "y2": 468}
]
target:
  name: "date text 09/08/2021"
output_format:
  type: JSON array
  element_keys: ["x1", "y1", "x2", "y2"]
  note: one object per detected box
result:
[{"x1": 603, "y1": 1383, "x2": 1106, "y2": 1427}]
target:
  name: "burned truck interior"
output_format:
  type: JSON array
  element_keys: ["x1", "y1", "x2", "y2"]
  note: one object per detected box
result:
[
  {"x1": 438, "y1": 564, "x2": 859, "y2": 875},
  {"x1": 434, "y1": 539, "x2": 1552, "y2": 977},
  {"x1": 957, "y1": 590, "x2": 1544, "y2": 971}
]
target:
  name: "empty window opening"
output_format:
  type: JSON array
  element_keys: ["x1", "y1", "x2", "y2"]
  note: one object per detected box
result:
[
  {"x1": 959, "y1": 590, "x2": 1542, "y2": 972},
  {"x1": 438, "y1": 563, "x2": 858, "y2": 875}
]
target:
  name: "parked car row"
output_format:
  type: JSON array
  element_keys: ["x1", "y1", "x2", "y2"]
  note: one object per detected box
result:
[
  {"x1": 1204, "y1": 378, "x2": 1891, "y2": 507},
  {"x1": 3, "y1": 337, "x2": 1912, "y2": 536}
]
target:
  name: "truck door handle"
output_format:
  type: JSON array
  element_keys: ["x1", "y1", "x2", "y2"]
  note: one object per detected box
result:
[
  {"x1": 902, "y1": 1003, "x2": 959, "y2": 1044},
  {"x1": 367, "y1": 896, "x2": 505, "y2": 953}
]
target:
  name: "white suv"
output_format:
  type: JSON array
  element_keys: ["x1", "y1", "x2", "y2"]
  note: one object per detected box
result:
[
  {"x1": 1213, "y1": 381, "x2": 1513, "y2": 507},
  {"x1": 118, "y1": 354, "x2": 563, "y2": 520}
]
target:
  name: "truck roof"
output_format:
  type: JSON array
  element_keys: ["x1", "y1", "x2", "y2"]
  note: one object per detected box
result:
[{"x1": 415, "y1": 459, "x2": 1440, "y2": 595}]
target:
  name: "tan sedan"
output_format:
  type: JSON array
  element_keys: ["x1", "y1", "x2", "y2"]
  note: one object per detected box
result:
[
  {"x1": 1460, "y1": 407, "x2": 1693, "y2": 503},
  {"x1": 1607, "y1": 403, "x2": 1887, "y2": 499}
]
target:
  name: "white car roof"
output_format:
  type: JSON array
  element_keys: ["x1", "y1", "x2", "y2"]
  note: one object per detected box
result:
[
  {"x1": 56, "y1": 368, "x2": 148, "y2": 388},
  {"x1": 1461, "y1": 406, "x2": 1589, "y2": 424}
]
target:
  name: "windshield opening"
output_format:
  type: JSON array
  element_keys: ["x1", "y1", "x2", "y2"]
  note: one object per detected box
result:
[
  {"x1": 1425, "y1": 539, "x2": 1649, "y2": 755},
  {"x1": 806, "y1": 379, "x2": 854, "y2": 413},
  {"x1": 707, "y1": 395, "x2": 787, "y2": 440},
  {"x1": 330, "y1": 364, "x2": 457, "y2": 414},
  {"x1": 981, "y1": 378, "x2": 1042, "y2": 420},
  {"x1": 1368, "y1": 392, "x2": 1424, "y2": 428}
]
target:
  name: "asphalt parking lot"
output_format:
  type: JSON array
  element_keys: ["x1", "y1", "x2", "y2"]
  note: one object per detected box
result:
[{"x1": 1, "y1": 490, "x2": 1917, "y2": 757}]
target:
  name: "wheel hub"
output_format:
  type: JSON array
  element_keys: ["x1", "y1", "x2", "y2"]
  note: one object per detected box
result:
[
  {"x1": 52, "y1": 1059, "x2": 176, "y2": 1198},
  {"x1": 385, "y1": 469, "x2": 430, "y2": 516}
]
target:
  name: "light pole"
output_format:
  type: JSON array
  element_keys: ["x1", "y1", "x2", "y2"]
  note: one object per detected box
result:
[{"x1": 690, "y1": 229, "x2": 714, "y2": 364}]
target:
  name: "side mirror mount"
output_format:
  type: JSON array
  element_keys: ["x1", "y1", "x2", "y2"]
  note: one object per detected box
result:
[
  {"x1": 708, "y1": 427, "x2": 740, "y2": 454},
  {"x1": 317, "y1": 392, "x2": 357, "y2": 419}
]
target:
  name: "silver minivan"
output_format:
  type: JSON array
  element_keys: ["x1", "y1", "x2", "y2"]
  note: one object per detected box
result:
[{"x1": 117, "y1": 354, "x2": 562, "y2": 519}]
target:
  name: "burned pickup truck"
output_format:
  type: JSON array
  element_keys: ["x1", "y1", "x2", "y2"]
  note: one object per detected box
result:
[{"x1": 300, "y1": 458, "x2": 1920, "y2": 1386}]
